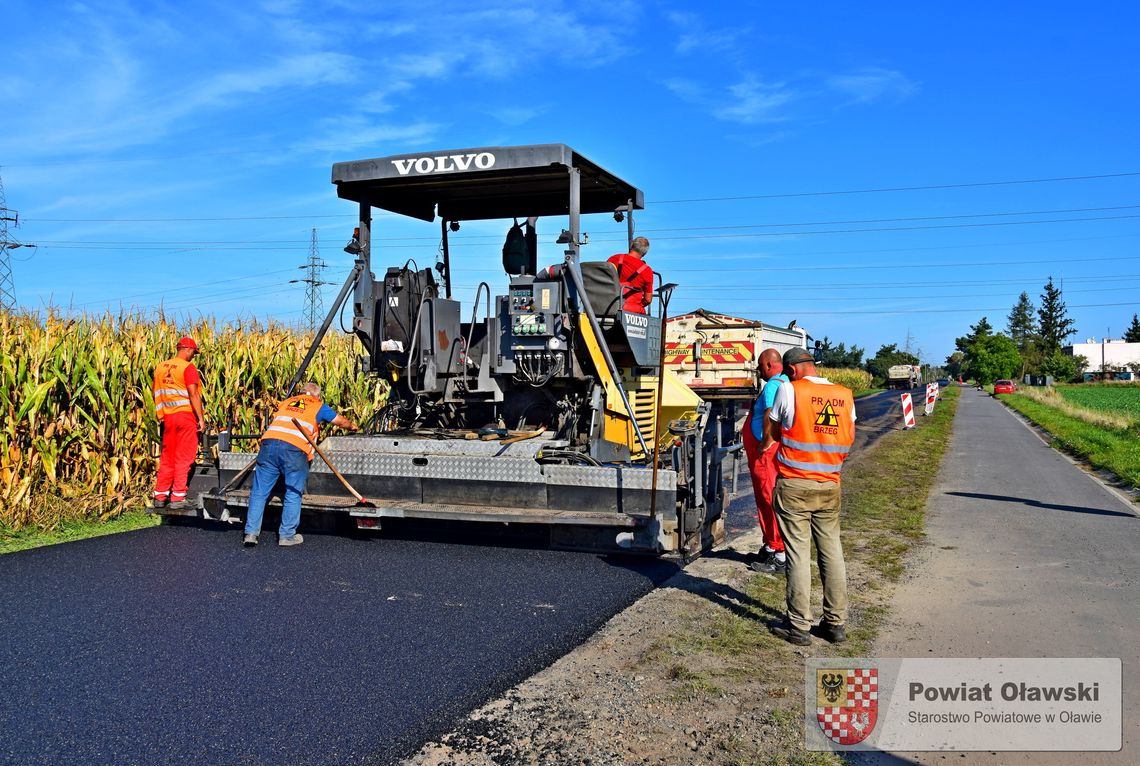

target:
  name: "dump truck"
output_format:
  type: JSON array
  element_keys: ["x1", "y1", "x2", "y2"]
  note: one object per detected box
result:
[
  {"x1": 169, "y1": 144, "x2": 738, "y2": 555},
  {"x1": 665, "y1": 310, "x2": 809, "y2": 403},
  {"x1": 887, "y1": 364, "x2": 921, "y2": 389}
]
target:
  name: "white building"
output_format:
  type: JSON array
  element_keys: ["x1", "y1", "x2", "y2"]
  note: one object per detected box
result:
[{"x1": 1063, "y1": 338, "x2": 1140, "y2": 376}]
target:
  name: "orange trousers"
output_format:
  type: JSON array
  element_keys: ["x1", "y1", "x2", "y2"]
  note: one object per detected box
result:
[
  {"x1": 742, "y1": 412, "x2": 784, "y2": 552},
  {"x1": 153, "y1": 411, "x2": 198, "y2": 502}
]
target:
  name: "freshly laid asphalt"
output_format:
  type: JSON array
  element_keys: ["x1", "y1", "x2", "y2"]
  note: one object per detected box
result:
[
  {"x1": 0, "y1": 387, "x2": 908, "y2": 766},
  {"x1": 0, "y1": 524, "x2": 677, "y2": 766}
]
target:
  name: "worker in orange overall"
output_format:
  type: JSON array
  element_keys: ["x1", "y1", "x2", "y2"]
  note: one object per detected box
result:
[
  {"x1": 763, "y1": 347, "x2": 856, "y2": 646},
  {"x1": 607, "y1": 236, "x2": 654, "y2": 314},
  {"x1": 152, "y1": 336, "x2": 206, "y2": 509},
  {"x1": 741, "y1": 347, "x2": 789, "y2": 573}
]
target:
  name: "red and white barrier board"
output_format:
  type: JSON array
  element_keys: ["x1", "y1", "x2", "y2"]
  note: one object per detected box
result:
[
  {"x1": 923, "y1": 382, "x2": 939, "y2": 416},
  {"x1": 901, "y1": 393, "x2": 916, "y2": 429}
]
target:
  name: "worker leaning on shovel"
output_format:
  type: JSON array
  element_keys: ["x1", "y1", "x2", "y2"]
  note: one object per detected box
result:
[{"x1": 243, "y1": 382, "x2": 359, "y2": 548}]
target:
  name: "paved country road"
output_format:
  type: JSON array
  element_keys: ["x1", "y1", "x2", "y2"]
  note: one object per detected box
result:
[
  {"x1": 0, "y1": 525, "x2": 676, "y2": 766},
  {"x1": 854, "y1": 387, "x2": 1140, "y2": 765}
]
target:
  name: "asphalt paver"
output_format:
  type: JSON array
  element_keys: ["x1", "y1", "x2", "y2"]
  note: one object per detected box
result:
[{"x1": 0, "y1": 524, "x2": 676, "y2": 765}]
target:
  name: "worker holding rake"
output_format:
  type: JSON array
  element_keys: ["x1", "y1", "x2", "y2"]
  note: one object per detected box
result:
[{"x1": 243, "y1": 382, "x2": 359, "y2": 548}]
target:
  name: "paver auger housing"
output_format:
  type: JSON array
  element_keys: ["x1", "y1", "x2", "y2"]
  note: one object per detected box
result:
[{"x1": 180, "y1": 145, "x2": 739, "y2": 554}]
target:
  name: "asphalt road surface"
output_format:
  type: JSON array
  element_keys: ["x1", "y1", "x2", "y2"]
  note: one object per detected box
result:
[
  {"x1": 854, "y1": 386, "x2": 1139, "y2": 765},
  {"x1": 0, "y1": 525, "x2": 676, "y2": 765},
  {"x1": 0, "y1": 385, "x2": 923, "y2": 765}
]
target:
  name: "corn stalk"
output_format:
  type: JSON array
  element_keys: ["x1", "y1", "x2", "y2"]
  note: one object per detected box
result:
[{"x1": 0, "y1": 308, "x2": 384, "y2": 531}]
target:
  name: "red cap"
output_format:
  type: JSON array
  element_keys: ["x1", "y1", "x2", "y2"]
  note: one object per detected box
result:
[{"x1": 177, "y1": 336, "x2": 198, "y2": 350}]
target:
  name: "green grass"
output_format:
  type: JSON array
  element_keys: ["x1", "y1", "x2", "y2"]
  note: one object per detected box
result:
[
  {"x1": 999, "y1": 391, "x2": 1140, "y2": 490},
  {"x1": 1054, "y1": 382, "x2": 1140, "y2": 418},
  {"x1": 0, "y1": 510, "x2": 160, "y2": 555},
  {"x1": 634, "y1": 387, "x2": 960, "y2": 763}
]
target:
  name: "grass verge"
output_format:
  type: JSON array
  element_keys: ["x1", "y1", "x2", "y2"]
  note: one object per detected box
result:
[
  {"x1": 0, "y1": 510, "x2": 160, "y2": 555},
  {"x1": 637, "y1": 386, "x2": 960, "y2": 764},
  {"x1": 998, "y1": 392, "x2": 1140, "y2": 490}
]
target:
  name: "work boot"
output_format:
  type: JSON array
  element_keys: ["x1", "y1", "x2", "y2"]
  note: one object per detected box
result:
[
  {"x1": 750, "y1": 550, "x2": 787, "y2": 575},
  {"x1": 278, "y1": 534, "x2": 304, "y2": 547},
  {"x1": 167, "y1": 499, "x2": 194, "y2": 511},
  {"x1": 813, "y1": 622, "x2": 848, "y2": 644},
  {"x1": 150, "y1": 497, "x2": 169, "y2": 512},
  {"x1": 770, "y1": 621, "x2": 812, "y2": 646},
  {"x1": 243, "y1": 534, "x2": 258, "y2": 547}
]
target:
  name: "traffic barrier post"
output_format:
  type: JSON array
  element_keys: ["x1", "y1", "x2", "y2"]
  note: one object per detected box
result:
[
  {"x1": 901, "y1": 393, "x2": 916, "y2": 429},
  {"x1": 923, "y1": 383, "x2": 938, "y2": 416}
]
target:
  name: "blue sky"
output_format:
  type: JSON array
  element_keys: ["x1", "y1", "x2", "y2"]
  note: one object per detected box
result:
[{"x1": 2, "y1": 0, "x2": 1138, "y2": 364}]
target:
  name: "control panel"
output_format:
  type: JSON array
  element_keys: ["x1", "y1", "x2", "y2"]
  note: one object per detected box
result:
[
  {"x1": 508, "y1": 280, "x2": 562, "y2": 339},
  {"x1": 499, "y1": 277, "x2": 569, "y2": 383}
]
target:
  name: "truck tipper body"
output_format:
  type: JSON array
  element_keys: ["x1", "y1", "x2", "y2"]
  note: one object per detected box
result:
[
  {"x1": 887, "y1": 364, "x2": 921, "y2": 389},
  {"x1": 665, "y1": 310, "x2": 808, "y2": 402}
]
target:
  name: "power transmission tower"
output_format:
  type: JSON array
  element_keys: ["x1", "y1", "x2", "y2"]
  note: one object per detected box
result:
[
  {"x1": 291, "y1": 228, "x2": 331, "y2": 331},
  {"x1": 1, "y1": 170, "x2": 36, "y2": 311}
]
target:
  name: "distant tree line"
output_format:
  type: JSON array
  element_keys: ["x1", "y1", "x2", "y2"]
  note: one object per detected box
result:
[
  {"x1": 812, "y1": 276, "x2": 1137, "y2": 387},
  {"x1": 941, "y1": 276, "x2": 1139, "y2": 384}
]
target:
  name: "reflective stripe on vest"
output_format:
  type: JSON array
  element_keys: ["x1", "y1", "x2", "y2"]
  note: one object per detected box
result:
[
  {"x1": 776, "y1": 378, "x2": 855, "y2": 483},
  {"x1": 261, "y1": 395, "x2": 322, "y2": 459},
  {"x1": 153, "y1": 357, "x2": 194, "y2": 419}
]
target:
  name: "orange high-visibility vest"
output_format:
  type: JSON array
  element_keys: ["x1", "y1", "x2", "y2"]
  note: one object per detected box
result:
[
  {"x1": 262, "y1": 395, "x2": 322, "y2": 459},
  {"x1": 776, "y1": 378, "x2": 855, "y2": 483},
  {"x1": 153, "y1": 357, "x2": 194, "y2": 420}
]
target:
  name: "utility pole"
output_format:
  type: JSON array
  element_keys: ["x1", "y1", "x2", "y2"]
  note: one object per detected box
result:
[
  {"x1": 1, "y1": 170, "x2": 35, "y2": 311},
  {"x1": 291, "y1": 228, "x2": 331, "y2": 332}
]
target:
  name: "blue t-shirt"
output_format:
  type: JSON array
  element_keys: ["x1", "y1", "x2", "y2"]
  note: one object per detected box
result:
[
  {"x1": 750, "y1": 373, "x2": 789, "y2": 440},
  {"x1": 317, "y1": 404, "x2": 337, "y2": 424}
]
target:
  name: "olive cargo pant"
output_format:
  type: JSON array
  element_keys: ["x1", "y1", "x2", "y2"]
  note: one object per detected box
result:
[{"x1": 773, "y1": 476, "x2": 848, "y2": 632}]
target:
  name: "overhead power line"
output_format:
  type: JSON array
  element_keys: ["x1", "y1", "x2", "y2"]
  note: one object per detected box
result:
[
  {"x1": 724, "y1": 301, "x2": 1140, "y2": 318},
  {"x1": 654, "y1": 171, "x2": 1140, "y2": 204},
  {"x1": 19, "y1": 171, "x2": 1140, "y2": 223},
  {"x1": 291, "y1": 228, "x2": 332, "y2": 332},
  {"x1": 27, "y1": 211, "x2": 1140, "y2": 251},
  {"x1": 1, "y1": 170, "x2": 38, "y2": 310}
]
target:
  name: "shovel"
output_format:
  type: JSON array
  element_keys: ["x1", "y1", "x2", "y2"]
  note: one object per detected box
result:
[{"x1": 291, "y1": 417, "x2": 375, "y2": 508}]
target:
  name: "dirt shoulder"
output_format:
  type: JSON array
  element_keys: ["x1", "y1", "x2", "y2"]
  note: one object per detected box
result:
[
  {"x1": 405, "y1": 525, "x2": 852, "y2": 766},
  {"x1": 405, "y1": 392, "x2": 954, "y2": 766}
]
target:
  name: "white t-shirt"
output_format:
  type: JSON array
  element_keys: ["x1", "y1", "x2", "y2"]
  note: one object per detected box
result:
[{"x1": 768, "y1": 375, "x2": 858, "y2": 430}]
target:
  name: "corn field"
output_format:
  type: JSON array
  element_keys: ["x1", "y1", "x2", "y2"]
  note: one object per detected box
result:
[
  {"x1": 0, "y1": 309, "x2": 386, "y2": 532},
  {"x1": 818, "y1": 367, "x2": 873, "y2": 393}
]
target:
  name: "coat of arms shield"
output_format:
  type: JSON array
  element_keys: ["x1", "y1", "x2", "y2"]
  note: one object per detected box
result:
[{"x1": 816, "y1": 667, "x2": 878, "y2": 745}]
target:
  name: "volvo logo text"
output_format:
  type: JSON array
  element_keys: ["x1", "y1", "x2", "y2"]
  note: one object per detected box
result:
[
  {"x1": 625, "y1": 314, "x2": 649, "y2": 328},
  {"x1": 391, "y1": 152, "x2": 496, "y2": 176}
]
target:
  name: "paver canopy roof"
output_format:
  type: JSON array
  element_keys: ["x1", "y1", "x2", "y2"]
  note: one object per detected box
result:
[{"x1": 332, "y1": 144, "x2": 644, "y2": 222}]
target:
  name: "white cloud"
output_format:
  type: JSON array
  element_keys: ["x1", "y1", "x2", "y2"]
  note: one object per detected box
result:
[
  {"x1": 715, "y1": 78, "x2": 795, "y2": 124},
  {"x1": 666, "y1": 77, "x2": 795, "y2": 125},
  {"x1": 179, "y1": 52, "x2": 358, "y2": 112},
  {"x1": 294, "y1": 116, "x2": 442, "y2": 155},
  {"x1": 664, "y1": 9, "x2": 749, "y2": 56},
  {"x1": 827, "y1": 67, "x2": 917, "y2": 105}
]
